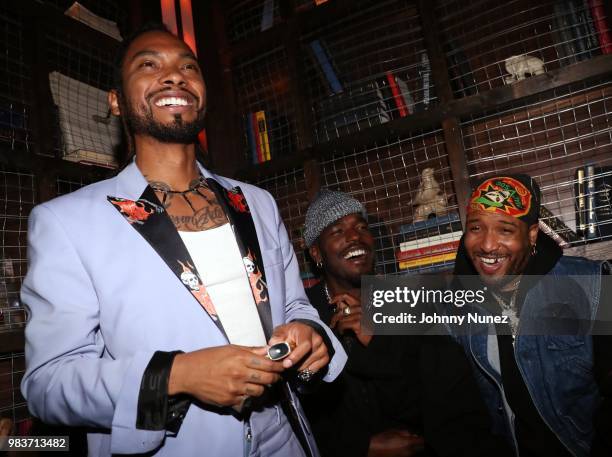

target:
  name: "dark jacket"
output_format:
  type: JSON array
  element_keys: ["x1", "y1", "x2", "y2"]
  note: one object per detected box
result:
[
  {"x1": 452, "y1": 231, "x2": 612, "y2": 457},
  {"x1": 300, "y1": 282, "x2": 512, "y2": 457}
]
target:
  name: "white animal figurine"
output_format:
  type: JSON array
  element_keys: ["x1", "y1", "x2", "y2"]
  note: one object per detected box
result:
[
  {"x1": 412, "y1": 168, "x2": 448, "y2": 222},
  {"x1": 504, "y1": 55, "x2": 545, "y2": 84}
]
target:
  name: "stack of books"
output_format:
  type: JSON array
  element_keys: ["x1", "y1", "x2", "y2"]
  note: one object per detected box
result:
[
  {"x1": 245, "y1": 111, "x2": 271, "y2": 164},
  {"x1": 552, "y1": 0, "x2": 606, "y2": 65},
  {"x1": 575, "y1": 165, "x2": 612, "y2": 241},
  {"x1": 395, "y1": 212, "x2": 462, "y2": 273}
]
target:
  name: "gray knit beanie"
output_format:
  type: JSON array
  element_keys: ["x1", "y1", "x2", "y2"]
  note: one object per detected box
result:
[{"x1": 303, "y1": 189, "x2": 367, "y2": 248}]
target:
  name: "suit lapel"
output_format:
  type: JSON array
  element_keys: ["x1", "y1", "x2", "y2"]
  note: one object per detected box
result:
[
  {"x1": 108, "y1": 162, "x2": 273, "y2": 341},
  {"x1": 108, "y1": 184, "x2": 227, "y2": 338},
  {"x1": 207, "y1": 179, "x2": 274, "y2": 340}
]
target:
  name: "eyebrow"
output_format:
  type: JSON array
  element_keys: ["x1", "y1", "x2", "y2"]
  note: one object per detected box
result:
[
  {"x1": 130, "y1": 50, "x2": 197, "y2": 62},
  {"x1": 466, "y1": 217, "x2": 517, "y2": 227}
]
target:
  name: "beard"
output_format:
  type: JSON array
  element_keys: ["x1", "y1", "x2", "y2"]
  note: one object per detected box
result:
[{"x1": 123, "y1": 97, "x2": 206, "y2": 144}]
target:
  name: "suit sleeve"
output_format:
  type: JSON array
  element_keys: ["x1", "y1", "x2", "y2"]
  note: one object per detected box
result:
[
  {"x1": 266, "y1": 191, "x2": 347, "y2": 382},
  {"x1": 20, "y1": 204, "x2": 167, "y2": 454}
]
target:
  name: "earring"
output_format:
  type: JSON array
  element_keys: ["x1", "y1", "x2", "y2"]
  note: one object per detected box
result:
[
  {"x1": 530, "y1": 244, "x2": 537, "y2": 256},
  {"x1": 316, "y1": 260, "x2": 323, "y2": 269}
]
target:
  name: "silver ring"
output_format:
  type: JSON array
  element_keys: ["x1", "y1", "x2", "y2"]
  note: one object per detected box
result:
[
  {"x1": 297, "y1": 369, "x2": 315, "y2": 382},
  {"x1": 343, "y1": 306, "x2": 352, "y2": 316}
]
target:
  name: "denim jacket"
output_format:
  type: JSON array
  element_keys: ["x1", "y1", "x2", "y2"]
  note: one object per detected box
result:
[{"x1": 456, "y1": 256, "x2": 606, "y2": 457}]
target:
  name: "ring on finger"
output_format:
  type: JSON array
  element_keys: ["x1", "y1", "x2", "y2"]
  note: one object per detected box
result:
[
  {"x1": 297, "y1": 368, "x2": 315, "y2": 382},
  {"x1": 342, "y1": 306, "x2": 352, "y2": 316}
]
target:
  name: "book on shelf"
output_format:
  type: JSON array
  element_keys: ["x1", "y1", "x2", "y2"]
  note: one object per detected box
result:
[
  {"x1": 398, "y1": 251, "x2": 457, "y2": 271},
  {"x1": 379, "y1": 72, "x2": 417, "y2": 118},
  {"x1": 589, "y1": 0, "x2": 612, "y2": 55},
  {"x1": 399, "y1": 212, "x2": 461, "y2": 235},
  {"x1": 419, "y1": 51, "x2": 431, "y2": 111},
  {"x1": 261, "y1": 0, "x2": 274, "y2": 31},
  {"x1": 566, "y1": 0, "x2": 592, "y2": 60},
  {"x1": 398, "y1": 222, "x2": 463, "y2": 245},
  {"x1": 385, "y1": 72, "x2": 408, "y2": 117},
  {"x1": 396, "y1": 76, "x2": 415, "y2": 115},
  {"x1": 574, "y1": 164, "x2": 612, "y2": 241},
  {"x1": 396, "y1": 239, "x2": 460, "y2": 262},
  {"x1": 554, "y1": 1, "x2": 579, "y2": 65},
  {"x1": 538, "y1": 205, "x2": 579, "y2": 248},
  {"x1": 255, "y1": 111, "x2": 271, "y2": 162},
  {"x1": 245, "y1": 111, "x2": 272, "y2": 164},
  {"x1": 315, "y1": 80, "x2": 390, "y2": 141},
  {"x1": 593, "y1": 167, "x2": 612, "y2": 239},
  {"x1": 581, "y1": 0, "x2": 601, "y2": 52},
  {"x1": 586, "y1": 163, "x2": 597, "y2": 239},
  {"x1": 399, "y1": 262, "x2": 455, "y2": 275},
  {"x1": 399, "y1": 230, "x2": 463, "y2": 252},
  {"x1": 575, "y1": 167, "x2": 587, "y2": 237},
  {"x1": 581, "y1": 165, "x2": 612, "y2": 240},
  {"x1": 308, "y1": 39, "x2": 343, "y2": 95}
]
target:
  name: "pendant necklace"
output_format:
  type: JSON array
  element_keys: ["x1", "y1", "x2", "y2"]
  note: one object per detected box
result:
[{"x1": 150, "y1": 176, "x2": 210, "y2": 212}]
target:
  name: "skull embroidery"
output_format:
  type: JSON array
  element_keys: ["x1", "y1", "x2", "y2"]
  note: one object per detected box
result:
[
  {"x1": 243, "y1": 257, "x2": 256, "y2": 274},
  {"x1": 181, "y1": 271, "x2": 200, "y2": 291}
]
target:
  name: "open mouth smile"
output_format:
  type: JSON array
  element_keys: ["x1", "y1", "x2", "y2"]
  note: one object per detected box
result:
[
  {"x1": 149, "y1": 90, "x2": 198, "y2": 111},
  {"x1": 154, "y1": 96, "x2": 192, "y2": 107},
  {"x1": 476, "y1": 255, "x2": 508, "y2": 273}
]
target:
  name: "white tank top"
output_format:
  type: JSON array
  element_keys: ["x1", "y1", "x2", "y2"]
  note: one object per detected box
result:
[{"x1": 179, "y1": 224, "x2": 266, "y2": 346}]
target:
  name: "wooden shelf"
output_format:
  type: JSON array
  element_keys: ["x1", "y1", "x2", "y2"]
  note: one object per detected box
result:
[{"x1": 235, "y1": 54, "x2": 612, "y2": 181}]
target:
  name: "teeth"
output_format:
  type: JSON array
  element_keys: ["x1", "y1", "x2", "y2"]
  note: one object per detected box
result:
[
  {"x1": 344, "y1": 249, "x2": 366, "y2": 259},
  {"x1": 480, "y1": 256, "x2": 504, "y2": 265},
  {"x1": 155, "y1": 97, "x2": 189, "y2": 107}
]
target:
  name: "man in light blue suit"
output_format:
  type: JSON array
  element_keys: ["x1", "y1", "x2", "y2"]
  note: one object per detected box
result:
[{"x1": 21, "y1": 24, "x2": 346, "y2": 457}]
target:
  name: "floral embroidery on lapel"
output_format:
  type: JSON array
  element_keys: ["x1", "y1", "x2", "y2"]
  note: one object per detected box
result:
[
  {"x1": 227, "y1": 188, "x2": 250, "y2": 213},
  {"x1": 243, "y1": 250, "x2": 268, "y2": 306},
  {"x1": 178, "y1": 260, "x2": 218, "y2": 320},
  {"x1": 108, "y1": 197, "x2": 163, "y2": 225}
]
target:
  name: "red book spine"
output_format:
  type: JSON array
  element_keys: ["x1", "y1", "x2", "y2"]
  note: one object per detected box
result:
[
  {"x1": 385, "y1": 71, "x2": 408, "y2": 117},
  {"x1": 251, "y1": 113, "x2": 263, "y2": 163},
  {"x1": 589, "y1": 0, "x2": 612, "y2": 54},
  {"x1": 396, "y1": 240, "x2": 460, "y2": 261}
]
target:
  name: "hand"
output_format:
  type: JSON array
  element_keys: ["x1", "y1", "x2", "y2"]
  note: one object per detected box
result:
[
  {"x1": 329, "y1": 292, "x2": 372, "y2": 347},
  {"x1": 268, "y1": 322, "x2": 329, "y2": 374},
  {"x1": 368, "y1": 429, "x2": 425, "y2": 457},
  {"x1": 168, "y1": 345, "x2": 284, "y2": 409}
]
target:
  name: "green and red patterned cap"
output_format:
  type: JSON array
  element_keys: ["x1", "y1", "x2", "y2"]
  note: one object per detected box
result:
[{"x1": 467, "y1": 174, "x2": 541, "y2": 226}]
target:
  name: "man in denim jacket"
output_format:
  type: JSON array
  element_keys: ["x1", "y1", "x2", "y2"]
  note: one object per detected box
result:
[{"x1": 452, "y1": 174, "x2": 611, "y2": 457}]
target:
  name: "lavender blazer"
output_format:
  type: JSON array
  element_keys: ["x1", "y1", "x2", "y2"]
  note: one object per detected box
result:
[{"x1": 21, "y1": 161, "x2": 347, "y2": 456}]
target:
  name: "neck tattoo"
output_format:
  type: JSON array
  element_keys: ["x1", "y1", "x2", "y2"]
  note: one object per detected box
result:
[{"x1": 149, "y1": 176, "x2": 210, "y2": 212}]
